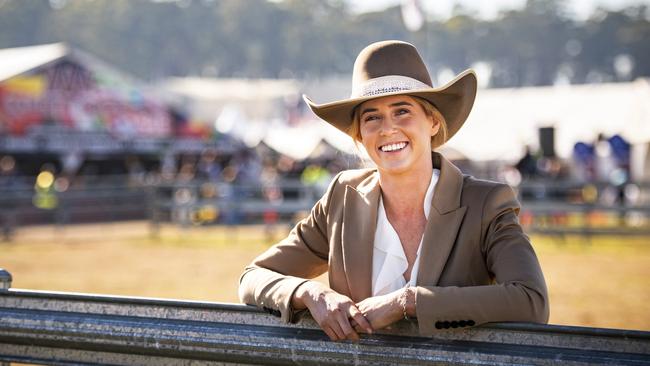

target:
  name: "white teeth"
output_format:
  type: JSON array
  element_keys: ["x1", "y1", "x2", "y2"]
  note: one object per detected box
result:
[{"x1": 380, "y1": 142, "x2": 407, "y2": 152}]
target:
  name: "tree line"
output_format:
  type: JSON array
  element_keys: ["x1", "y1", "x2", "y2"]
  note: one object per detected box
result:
[{"x1": 0, "y1": 0, "x2": 649, "y2": 87}]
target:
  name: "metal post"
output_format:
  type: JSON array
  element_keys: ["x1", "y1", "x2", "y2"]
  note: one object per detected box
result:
[
  {"x1": 1, "y1": 211, "x2": 14, "y2": 242},
  {"x1": 0, "y1": 268, "x2": 12, "y2": 290},
  {"x1": 0, "y1": 269, "x2": 10, "y2": 366},
  {"x1": 147, "y1": 185, "x2": 160, "y2": 239}
]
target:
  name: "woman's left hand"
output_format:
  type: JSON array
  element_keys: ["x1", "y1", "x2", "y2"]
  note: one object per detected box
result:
[{"x1": 353, "y1": 290, "x2": 403, "y2": 331}]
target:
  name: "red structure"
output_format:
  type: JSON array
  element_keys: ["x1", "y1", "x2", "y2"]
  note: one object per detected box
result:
[{"x1": 0, "y1": 43, "x2": 170, "y2": 139}]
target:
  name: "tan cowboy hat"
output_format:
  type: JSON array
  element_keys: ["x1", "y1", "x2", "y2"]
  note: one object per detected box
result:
[{"x1": 303, "y1": 40, "x2": 477, "y2": 144}]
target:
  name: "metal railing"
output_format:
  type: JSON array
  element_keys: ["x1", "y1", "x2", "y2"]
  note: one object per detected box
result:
[
  {"x1": 0, "y1": 269, "x2": 649, "y2": 365},
  {"x1": 0, "y1": 184, "x2": 150, "y2": 241},
  {"x1": 520, "y1": 201, "x2": 650, "y2": 237},
  {"x1": 0, "y1": 175, "x2": 322, "y2": 234},
  {"x1": 2, "y1": 176, "x2": 650, "y2": 241},
  {"x1": 149, "y1": 179, "x2": 322, "y2": 232}
]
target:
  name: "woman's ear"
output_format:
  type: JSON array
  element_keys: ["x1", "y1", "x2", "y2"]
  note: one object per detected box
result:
[{"x1": 430, "y1": 116, "x2": 440, "y2": 136}]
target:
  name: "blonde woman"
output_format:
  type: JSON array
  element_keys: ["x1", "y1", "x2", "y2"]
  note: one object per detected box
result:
[{"x1": 239, "y1": 40, "x2": 549, "y2": 341}]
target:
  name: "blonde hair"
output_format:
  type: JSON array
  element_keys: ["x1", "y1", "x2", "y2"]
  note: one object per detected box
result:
[{"x1": 347, "y1": 96, "x2": 448, "y2": 150}]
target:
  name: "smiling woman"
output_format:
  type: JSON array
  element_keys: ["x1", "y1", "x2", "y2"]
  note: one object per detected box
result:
[
  {"x1": 239, "y1": 40, "x2": 549, "y2": 341},
  {"x1": 355, "y1": 96, "x2": 441, "y2": 177}
]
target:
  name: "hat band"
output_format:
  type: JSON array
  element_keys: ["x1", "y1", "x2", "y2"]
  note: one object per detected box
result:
[{"x1": 352, "y1": 75, "x2": 431, "y2": 98}]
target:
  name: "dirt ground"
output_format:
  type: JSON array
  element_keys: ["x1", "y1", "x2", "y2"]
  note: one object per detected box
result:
[{"x1": 2, "y1": 221, "x2": 649, "y2": 331}]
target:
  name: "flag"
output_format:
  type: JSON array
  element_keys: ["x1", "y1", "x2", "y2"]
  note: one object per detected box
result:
[{"x1": 401, "y1": 0, "x2": 424, "y2": 32}]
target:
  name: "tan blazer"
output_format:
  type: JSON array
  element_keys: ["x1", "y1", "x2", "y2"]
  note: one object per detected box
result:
[{"x1": 239, "y1": 153, "x2": 549, "y2": 335}]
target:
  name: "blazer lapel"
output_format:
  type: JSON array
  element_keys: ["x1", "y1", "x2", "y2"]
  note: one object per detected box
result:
[
  {"x1": 417, "y1": 153, "x2": 468, "y2": 286},
  {"x1": 341, "y1": 173, "x2": 380, "y2": 302}
]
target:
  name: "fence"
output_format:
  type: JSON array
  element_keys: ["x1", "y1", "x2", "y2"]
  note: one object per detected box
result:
[
  {"x1": 0, "y1": 176, "x2": 323, "y2": 240},
  {"x1": 516, "y1": 181, "x2": 650, "y2": 239},
  {"x1": 0, "y1": 269, "x2": 649, "y2": 365},
  {"x1": 149, "y1": 179, "x2": 321, "y2": 232},
  {"x1": 2, "y1": 176, "x2": 650, "y2": 241},
  {"x1": 0, "y1": 175, "x2": 151, "y2": 241}
]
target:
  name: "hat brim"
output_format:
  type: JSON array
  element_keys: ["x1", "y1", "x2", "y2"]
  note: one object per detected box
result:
[{"x1": 303, "y1": 69, "x2": 477, "y2": 145}]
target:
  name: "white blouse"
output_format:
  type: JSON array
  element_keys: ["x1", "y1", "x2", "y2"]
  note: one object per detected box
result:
[{"x1": 371, "y1": 168, "x2": 440, "y2": 296}]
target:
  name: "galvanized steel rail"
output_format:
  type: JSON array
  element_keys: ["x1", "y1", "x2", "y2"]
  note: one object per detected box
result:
[{"x1": 0, "y1": 269, "x2": 649, "y2": 365}]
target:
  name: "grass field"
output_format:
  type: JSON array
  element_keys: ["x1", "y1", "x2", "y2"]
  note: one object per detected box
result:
[{"x1": 1, "y1": 221, "x2": 649, "y2": 331}]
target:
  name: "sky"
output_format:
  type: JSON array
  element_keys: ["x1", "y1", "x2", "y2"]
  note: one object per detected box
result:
[{"x1": 345, "y1": 0, "x2": 650, "y2": 20}]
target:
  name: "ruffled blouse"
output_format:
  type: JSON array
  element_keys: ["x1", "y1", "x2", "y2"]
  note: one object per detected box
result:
[{"x1": 371, "y1": 169, "x2": 440, "y2": 296}]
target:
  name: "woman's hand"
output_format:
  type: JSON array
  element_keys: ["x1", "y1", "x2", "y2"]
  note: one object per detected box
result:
[
  {"x1": 353, "y1": 290, "x2": 404, "y2": 331},
  {"x1": 292, "y1": 281, "x2": 373, "y2": 341}
]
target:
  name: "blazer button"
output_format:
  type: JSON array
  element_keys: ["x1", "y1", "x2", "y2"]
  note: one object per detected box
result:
[
  {"x1": 443, "y1": 321, "x2": 450, "y2": 329},
  {"x1": 458, "y1": 320, "x2": 467, "y2": 327},
  {"x1": 435, "y1": 321, "x2": 443, "y2": 329},
  {"x1": 450, "y1": 321, "x2": 459, "y2": 328},
  {"x1": 468, "y1": 320, "x2": 475, "y2": 326}
]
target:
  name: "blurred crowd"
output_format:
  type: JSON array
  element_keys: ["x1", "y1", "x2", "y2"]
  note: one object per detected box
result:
[
  {"x1": 511, "y1": 133, "x2": 631, "y2": 185},
  {"x1": 0, "y1": 133, "x2": 644, "y2": 213},
  {"x1": 506, "y1": 133, "x2": 644, "y2": 209},
  {"x1": 0, "y1": 147, "x2": 352, "y2": 191},
  {"x1": 2, "y1": 133, "x2": 649, "y2": 231}
]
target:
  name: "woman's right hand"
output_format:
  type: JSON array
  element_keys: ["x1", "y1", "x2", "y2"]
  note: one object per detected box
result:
[{"x1": 292, "y1": 281, "x2": 373, "y2": 341}]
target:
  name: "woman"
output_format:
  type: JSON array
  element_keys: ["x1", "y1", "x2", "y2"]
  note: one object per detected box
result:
[{"x1": 239, "y1": 40, "x2": 549, "y2": 341}]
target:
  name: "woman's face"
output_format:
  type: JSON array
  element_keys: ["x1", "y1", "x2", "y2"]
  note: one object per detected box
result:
[{"x1": 358, "y1": 95, "x2": 440, "y2": 177}]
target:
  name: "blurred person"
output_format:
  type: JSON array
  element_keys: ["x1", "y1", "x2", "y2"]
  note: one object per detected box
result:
[
  {"x1": 33, "y1": 163, "x2": 58, "y2": 210},
  {"x1": 571, "y1": 142, "x2": 595, "y2": 183},
  {"x1": 515, "y1": 146, "x2": 538, "y2": 179},
  {"x1": 594, "y1": 133, "x2": 617, "y2": 183},
  {"x1": 219, "y1": 161, "x2": 245, "y2": 225},
  {"x1": 125, "y1": 155, "x2": 146, "y2": 186},
  {"x1": 234, "y1": 150, "x2": 262, "y2": 185},
  {"x1": 177, "y1": 162, "x2": 196, "y2": 183},
  {"x1": 176, "y1": 155, "x2": 197, "y2": 183},
  {"x1": 536, "y1": 156, "x2": 564, "y2": 180},
  {"x1": 0, "y1": 155, "x2": 19, "y2": 188},
  {"x1": 0, "y1": 155, "x2": 18, "y2": 240},
  {"x1": 607, "y1": 134, "x2": 631, "y2": 205},
  {"x1": 325, "y1": 159, "x2": 345, "y2": 176},
  {"x1": 196, "y1": 148, "x2": 222, "y2": 182},
  {"x1": 172, "y1": 156, "x2": 198, "y2": 226},
  {"x1": 239, "y1": 41, "x2": 548, "y2": 341},
  {"x1": 260, "y1": 158, "x2": 280, "y2": 184},
  {"x1": 260, "y1": 159, "x2": 284, "y2": 240},
  {"x1": 300, "y1": 163, "x2": 332, "y2": 194},
  {"x1": 261, "y1": 158, "x2": 284, "y2": 205},
  {"x1": 160, "y1": 152, "x2": 177, "y2": 182},
  {"x1": 608, "y1": 134, "x2": 631, "y2": 176},
  {"x1": 276, "y1": 155, "x2": 296, "y2": 176}
]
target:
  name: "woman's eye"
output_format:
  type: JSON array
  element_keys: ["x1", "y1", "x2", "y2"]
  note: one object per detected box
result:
[
  {"x1": 363, "y1": 115, "x2": 379, "y2": 123},
  {"x1": 396, "y1": 108, "x2": 410, "y2": 115}
]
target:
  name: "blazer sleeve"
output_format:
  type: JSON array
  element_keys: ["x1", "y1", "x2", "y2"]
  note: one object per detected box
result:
[
  {"x1": 238, "y1": 173, "x2": 341, "y2": 323},
  {"x1": 415, "y1": 183, "x2": 549, "y2": 335}
]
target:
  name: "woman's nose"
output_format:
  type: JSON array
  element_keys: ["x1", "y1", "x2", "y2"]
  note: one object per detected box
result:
[{"x1": 379, "y1": 119, "x2": 396, "y2": 136}]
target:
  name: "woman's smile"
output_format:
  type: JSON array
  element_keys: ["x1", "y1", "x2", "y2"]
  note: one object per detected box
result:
[{"x1": 379, "y1": 141, "x2": 409, "y2": 153}]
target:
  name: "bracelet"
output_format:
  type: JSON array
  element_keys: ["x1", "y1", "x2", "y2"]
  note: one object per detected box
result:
[{"x1": 401, "y1": 284, "x2": 411, "y2": 320}]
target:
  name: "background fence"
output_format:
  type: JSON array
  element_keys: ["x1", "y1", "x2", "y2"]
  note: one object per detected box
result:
[{"x1": 2, "y1": 176, "x2": 650, "y2": 241}]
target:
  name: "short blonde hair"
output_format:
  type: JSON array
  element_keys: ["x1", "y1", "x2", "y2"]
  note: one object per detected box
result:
[{"x1": 347, "y1": 96, "x2": 448, "y2": 150}]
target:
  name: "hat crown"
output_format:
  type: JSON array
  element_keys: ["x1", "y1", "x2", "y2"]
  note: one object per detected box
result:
[
  {"x1": 303, "y1": 39, "x2": 477, "y2": 145},
  {"x1": 352, "y1": 40, "x2": 433, "y2": 91}
]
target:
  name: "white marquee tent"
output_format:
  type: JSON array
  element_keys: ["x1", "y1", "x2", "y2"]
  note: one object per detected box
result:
[
  {"x1": 450, "y1": 79, "x2": 650, "y2": 162},
  {"x1": 161, "y1": 76, "x2": 650, "y2": 178}
]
